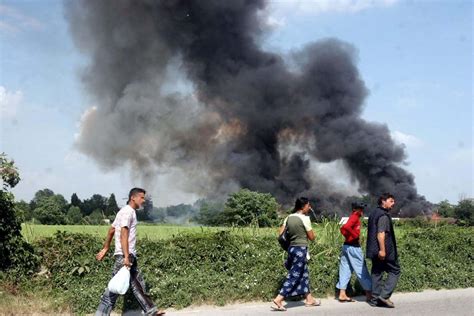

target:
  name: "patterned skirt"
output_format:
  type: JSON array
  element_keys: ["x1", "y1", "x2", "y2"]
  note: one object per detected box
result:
[{"x1": 279, "y1": 246, "x2": 310, "y2": 297}]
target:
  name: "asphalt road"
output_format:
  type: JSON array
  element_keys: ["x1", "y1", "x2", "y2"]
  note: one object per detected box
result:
[{"x1": 156, "y1": 288, "x2": 473, "y2": 316}]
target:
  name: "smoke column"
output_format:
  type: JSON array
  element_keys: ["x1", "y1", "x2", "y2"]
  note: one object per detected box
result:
[{"x1": 65, "y1": 0, "x2": 430, "y2": 215}]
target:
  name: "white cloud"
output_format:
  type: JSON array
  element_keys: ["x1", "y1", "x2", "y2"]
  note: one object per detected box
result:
[
  {"x1": 0, "y1": 86, "x2": 23, "y2": 119},
  {"x1": 391, "y1": 130, "x2": 424, "y2": 148},
  {"x1": 271, "y1": 0, "x2": 399, "y2": 16}
]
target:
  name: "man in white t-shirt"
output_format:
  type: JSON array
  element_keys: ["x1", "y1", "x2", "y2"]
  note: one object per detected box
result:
[{"x1": 95, "y1": 188, "x2": 165, "y2": 316}]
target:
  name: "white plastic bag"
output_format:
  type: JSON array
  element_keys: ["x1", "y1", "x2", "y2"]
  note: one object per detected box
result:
[{"x1": 108, "y1": 266, "x2": 130, "y2": 294}]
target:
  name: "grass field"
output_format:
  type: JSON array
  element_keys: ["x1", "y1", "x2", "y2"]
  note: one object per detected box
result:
[
  {"x1": 22, "y1": 219, "x2": 395, "y2": 248},
  {"x1": 21, "y1": 223, "x2": 279, "y2": 242}
]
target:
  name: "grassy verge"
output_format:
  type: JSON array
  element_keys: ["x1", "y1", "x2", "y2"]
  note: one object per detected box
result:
[
  {"x1": 0, "y1": 281, "x2": 71, "y2": 315},
  {"x1": 8, "y1": 224, "x2": 474, "y2": 315}
]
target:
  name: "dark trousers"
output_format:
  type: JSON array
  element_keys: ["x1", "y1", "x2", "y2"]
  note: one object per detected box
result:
[
  {"x1": 371, "y1": 258, "x2": 401, "y2": 299},
  {"x1": 96, "y1": 255, "x2": 157, "y2": 316}
]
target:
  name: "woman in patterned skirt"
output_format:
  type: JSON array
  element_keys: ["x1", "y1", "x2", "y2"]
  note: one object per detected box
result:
[{"x1": 272, "y1": 197, "x2": 321, "y2": 311}]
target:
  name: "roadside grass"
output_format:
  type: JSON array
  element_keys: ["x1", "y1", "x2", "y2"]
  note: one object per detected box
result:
[{"x1": 0, "y1": 283, "x2": 71, "y2": 315}]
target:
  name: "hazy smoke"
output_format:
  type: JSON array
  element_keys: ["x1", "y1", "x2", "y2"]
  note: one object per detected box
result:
[{"x1": 66, "y1": 0, "x2": 430, "y2": 215}]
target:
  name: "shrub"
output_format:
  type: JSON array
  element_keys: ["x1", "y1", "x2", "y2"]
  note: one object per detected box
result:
[
  {"x1": 0, "y1": 154, "x2": 40, "y2": 276},
  {"x1": 20, "y1": 224, "x2": 474, "y2": 314},
  {"x1": 220, "y1": 189, "x2": 280, "y2": 227}
]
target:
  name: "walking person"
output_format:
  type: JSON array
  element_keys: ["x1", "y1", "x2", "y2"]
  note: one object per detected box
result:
[
  {"x1": 336, "y1": 202, "x2": 372, "y2": 302},
  {"x1": 272, "y1": 197, "x2": 320, "y2": 311},
  {"x1": 366, "y1": 193, "x2": 400, "y2": 308},
  {"x1": 95, "y1": 188, "x2": 165, "y2": 316}
]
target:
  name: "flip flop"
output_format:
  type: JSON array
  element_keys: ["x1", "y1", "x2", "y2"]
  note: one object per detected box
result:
[
  {"x1": 271, "y1": 300, "x2": 287, "y2": 311},
  {"x1": 338, "y1": 298, "x2": 355, "y2": 303},
  {"x1": 305, "y1": 299, "x2": 321, "y2": 307},
  {"x1": 157, "y1": 310, "x2": 166, "y2": 315}
]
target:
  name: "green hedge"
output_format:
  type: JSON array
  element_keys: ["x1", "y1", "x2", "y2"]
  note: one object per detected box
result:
[{"x1": 7, "y1": 226, "x2": 474, "y2": 314}]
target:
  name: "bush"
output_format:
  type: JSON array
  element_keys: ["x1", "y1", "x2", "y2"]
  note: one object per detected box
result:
[
  {"x1": 454, "y1": 199, "x2": 474, "y2": 226},
  {"x1": 220, "y1": 189, "x2": 280, "y2": 227},
  {"x1": 66, "y1": 206, "x2": 83, "y2": 224},
  {"x1": 16, "y1": 225, "x2": 473, "y2": 314},
  {"x1": 0, "y1": 154, "x2": 40, "y2": 275}
]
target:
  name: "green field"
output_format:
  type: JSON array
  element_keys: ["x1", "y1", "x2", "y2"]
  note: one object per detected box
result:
[
  {"x1": 22, "y1": 221, "x2": 416, "y2": 247},
  {"x1": 21, "y1": 223, "x2": 278, "y2": 242}
]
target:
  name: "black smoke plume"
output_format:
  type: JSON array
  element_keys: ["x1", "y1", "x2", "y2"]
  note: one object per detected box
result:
[{"x1": 65, "y1": 0, "x2": 430, "y2": 216}]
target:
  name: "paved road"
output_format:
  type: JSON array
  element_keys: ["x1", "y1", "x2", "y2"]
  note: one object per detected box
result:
[{"x1": 155, "y1": 288, "x2": 473, "y2": 316}]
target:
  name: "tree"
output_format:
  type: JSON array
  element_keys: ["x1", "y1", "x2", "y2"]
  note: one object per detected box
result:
[
  {"x1": 30, "y1": 188, "x2": 54, "y2": 210},
  {"x1": 82, "y1": 194, "x2": 107, "y2": 216},
  {"x1": 137, "y1": 195, "x2": 153, "y2": 221},
  {"x1": 194, "y1": 199, "x2": 224, "y2": 226},
  {"x1": 0, "y1": 153, "x2": 38, "y2": 273},
  {"x1": 71, "y1": 193, "x2": 82, "y2": 208},
  {"x1": 84, "y1": 209, "x2": 105, "y2": 225},
  {"x1": 454, "y1": 199, "x2": 474, "y2": 226},
  {"x1": 166, "y1": 204, "x2": 193, "y2": 218},
  {"x1": 33, "y1": 194, "x2": 68, "y2": 224},
  {"x1": 149, "y1": 206, "x2": 166, "y2": 223},
  {"x1": 15, "y1": 200, "x2": 33, "y2": 223},
  {"x1": 437, "y1": 200, "x2": 454, "y2": 218},
  {"x1": 220, "y1": 189, "x2": 280, "y2": 227},
  {"x1": 105, "y1": 193, "x2": 119, "y2": 217},
  {"x1": 67, "y1": 206, "x2": 83, "y2": 224}
]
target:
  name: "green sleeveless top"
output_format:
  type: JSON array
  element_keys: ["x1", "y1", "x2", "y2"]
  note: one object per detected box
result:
[{"x1": 284, "y1": 213, "x2": 312, "y2": 247}]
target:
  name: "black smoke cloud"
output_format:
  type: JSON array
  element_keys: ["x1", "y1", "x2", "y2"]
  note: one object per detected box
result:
[{"x1": 65, "y1": 0, "x2": 430, "y2": 215}]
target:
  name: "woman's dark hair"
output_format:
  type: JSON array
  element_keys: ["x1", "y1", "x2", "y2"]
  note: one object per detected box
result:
[
  {"x1": 128, "y1": 187, "x2": 146, "y2": 203},
  {"x1": 377, "y1": 192, "x2": 395, "y2": 206},
  {"x1": 293, "y1": 197, "x2": 309, "y2": 213}
]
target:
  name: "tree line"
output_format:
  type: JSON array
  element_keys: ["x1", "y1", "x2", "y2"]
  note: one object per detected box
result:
[
  {"x1": 14, "y1": 187, "x2": 474, "y2": 227},
  {"x1": 15, "y1": 190, "x2": 121, "y2": 225},
  {"x1": 14, "y1": 188, "x2": 284, "y2": 227}
]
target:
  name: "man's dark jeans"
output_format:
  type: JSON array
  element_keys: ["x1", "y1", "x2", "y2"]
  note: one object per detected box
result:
[
  {"x1": 371, "y1": 258, "x2": 401, "y2": 300},
  {"x1": 95, "y1": 255, "x2": 157, "y2": 316}
]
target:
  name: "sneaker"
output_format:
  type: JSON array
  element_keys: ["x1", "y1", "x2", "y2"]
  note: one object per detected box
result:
[{"x1": 378, "y1": 296, "x2": 395, "y2": 308}]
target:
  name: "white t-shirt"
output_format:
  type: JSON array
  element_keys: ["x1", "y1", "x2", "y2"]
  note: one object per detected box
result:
[{"x1": 112, "y1": 205, "x2": 137, "y2": 256}]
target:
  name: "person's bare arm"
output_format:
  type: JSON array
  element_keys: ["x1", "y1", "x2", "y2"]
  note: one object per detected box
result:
[
  {"x1": 278, "y1": 224, "x2": 285, "y2": 235},
  {"x1": 306, "y1": 230, "x2": 315, "y2": 241},
  {"x1": 377, "y1": 232, "x2": 386, "y2": 260},
  {"x1": 96, "y1": 226, "x2": 115, "y2": 261},
  {"x1": 121, "y1": 226, "x2": 131, "y2": 267}
]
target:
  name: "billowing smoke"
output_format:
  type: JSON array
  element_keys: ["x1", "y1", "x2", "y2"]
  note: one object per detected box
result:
[{"x1": 65, "y1": 0, "x2": 430, "y2": 216}]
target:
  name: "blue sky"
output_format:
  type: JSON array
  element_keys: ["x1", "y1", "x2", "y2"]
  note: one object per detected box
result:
[{"x1": 0, "y1": 0, "x2": 472, "y2": 206}]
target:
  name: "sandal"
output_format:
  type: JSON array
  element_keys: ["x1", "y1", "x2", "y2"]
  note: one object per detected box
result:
[
  {"x1": 271, "y1": 300, "x2": 287, "y2": 311},
  {"x1": 305, "y1": 299, "x2": 321, "y2": 307},
  {"x1": 338, "y1": 298, "x2": 355, "y2": 303}
]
